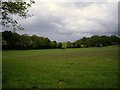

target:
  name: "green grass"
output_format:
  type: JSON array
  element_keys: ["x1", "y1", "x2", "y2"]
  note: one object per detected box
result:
[
  {"x1": 2, "y1": 46, "x2": 118, "y2": 88},
  {"x1": 61, "y1": 42, "x2": 67, "y2": 48},
  {"x1": 0, "y1": 50, "x2": 2, "y2": 89}
]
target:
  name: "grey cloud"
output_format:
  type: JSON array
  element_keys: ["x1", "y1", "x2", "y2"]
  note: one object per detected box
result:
[
  {"x1": 16, "y1": 2, "x2": 118, "y2": 42},
  {"x1": 60, "y1": 2, "x2": 103, "y2": 8}
]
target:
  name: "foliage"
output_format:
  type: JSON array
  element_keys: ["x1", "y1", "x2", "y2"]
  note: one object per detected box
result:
[
  {"x1": 2, "y1": 31, "x2": 62, "y2": 50},
  {"x1": 72, "y1": 35, "x2": 120, "y2": 48},
  {"x1": 2, "y1": 31, "x2": 120, "y2": 50},
  {"x1": 67, "y1": 41, "x2": 72, "y2": 48},
  {"x1": 1, "y1": 0, "x2": 35, "y2": 30},
  {"x1": 57, "y1": 42, "x2": 62, "y2": 49},
  {"x1": 66, "y1": 41, "x2": 80, "y2": 48}
]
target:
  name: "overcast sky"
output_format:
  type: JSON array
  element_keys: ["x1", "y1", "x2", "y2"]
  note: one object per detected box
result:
[{"x1": 11, "y1": 0, "x2": 119, "y2": 42}]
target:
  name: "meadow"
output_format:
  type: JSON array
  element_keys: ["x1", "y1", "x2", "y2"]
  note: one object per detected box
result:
[{"x1": 2, "y1": 46, "x2": 118, "y2": 88}]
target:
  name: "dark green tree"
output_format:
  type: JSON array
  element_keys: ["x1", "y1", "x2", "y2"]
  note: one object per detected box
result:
[
  {"x1": 2, "y1": 31, "x2": 13, "y2": 49},
  {"x1": 11, "y1": 32, "x2": 20, "y2": 49},
  {"x1": 30, "y1": 35, "x2": 42, "y2": 49},
  {"x1": 73, "y1": 43, "x2": 81, "y2": 48},
  {"x1": 99, "y1": 36, "x2": 111, "y2": 46},
  {"x1": 19, "y1": 34, "x2": 31, "y2": 50},
  {"x1": 41, "y1": 38, "x2": 51, "y2": 49},
  {"x1": 67, "y1": 41, "x2": 72, "y2": 48},
  {"x1": 90, "y1": 35, "x2": 100, "y2": 47},
  {"x1": 110, "y1": 35, "x2": 120, "y2": 45},
  {"x1": 51, "y1": 41, "x2": 57, "y2": 48},
  {"x1": 57, "y1": 42, "x2": 62, "y2": 49},
  {"x1": 84, "y1": 38, "x2": 92, "y2": 47}
]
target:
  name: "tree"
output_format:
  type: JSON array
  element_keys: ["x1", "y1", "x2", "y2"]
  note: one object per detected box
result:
[
  {"x1": 110, "y1": 35, "x2": 120, "y2": 45},
  {"x1": 73, "y1": 43, "x2": 81, "y2": 48},
  {"x1": 99, "y1": 36, "x2": 111, "y2": 46},
  {"x1": 10, "y1": 32, "x2": 20, "y2": 49},
  {"x1": 79, "y1": 37, "x2": 87, "y2": 45},
  {"x1": 2, "y1": 31, "x2": 13, "y2": 49},
  {"x1": 41, "y1": 38, "x2": 51, "y2": 49},
  {"x1": 51, "y1": 41, "x2": 57, "y2": 48},
  {"x1": 1, "y1": 0, "x2": 35, "y2": 30},
  {"x1": 67, "y1": 41, "x2": 72, "y2": 48},
  {"x1": 19, "y1": 34, "x2": 31, "y2": 50},
  {"x1": 57, "y1": 42, "x2": 62, "y2": 49},
  {"x1": 2, "y1": 31, "x2": 64, "y2": 50},
  {"x1": 74, "y1": 35, "x2": 120, "y2": 48},
  {"x1": 30, "y1": 35, "x2": 42, "y2": 49},
  {"x1": 84, "y1": 38, "x2": 92, "y2": 47},
  {"x1": 90, "y1": 35, "x2": 100, "y2": 47}
]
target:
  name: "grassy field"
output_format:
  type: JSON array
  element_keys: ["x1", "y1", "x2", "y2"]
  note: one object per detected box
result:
[
  {"x1": 2, "y1": 46, "x2": 118, "y2": 88},
  {"x1": 61, "y1": 42, "x2": 67, "y2": 48},
  {"x1": 0, "y1": 51, "x2": 2, "y2": 89}
]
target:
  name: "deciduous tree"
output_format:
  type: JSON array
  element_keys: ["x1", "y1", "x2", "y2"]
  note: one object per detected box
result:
[{"x1": 1, "y1": 0, "x2": 35, "y2": 30}]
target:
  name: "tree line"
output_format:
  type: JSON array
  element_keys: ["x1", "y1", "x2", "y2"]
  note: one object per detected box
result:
[
  {"x1": 1, "y1": 31, "x2": 120, "y2": 50},
  {"x1": 67, "y1": 35, "x2": 120, "y2": 48},
  {"x1": 2, "y1": 31, "x2": 62, "y2": 50}
]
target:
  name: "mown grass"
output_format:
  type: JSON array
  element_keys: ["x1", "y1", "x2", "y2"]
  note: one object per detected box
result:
[{"x1": 2, "y1": 46, "x2": 118, "y2": 88}]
